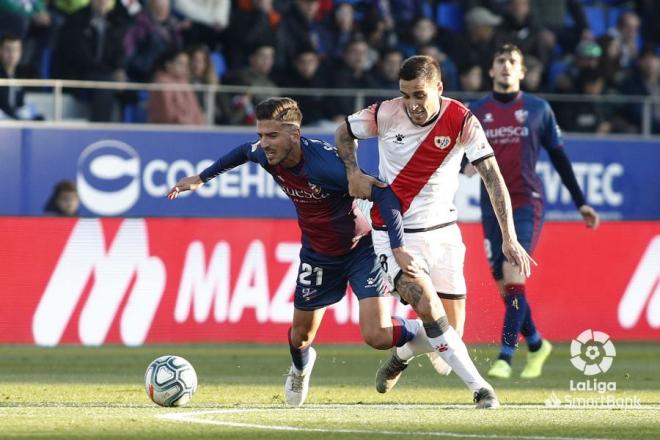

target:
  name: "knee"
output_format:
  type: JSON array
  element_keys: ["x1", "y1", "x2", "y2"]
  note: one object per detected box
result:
[{"x1": 361, "y1": 328, "x2": 392, "y2": 350}]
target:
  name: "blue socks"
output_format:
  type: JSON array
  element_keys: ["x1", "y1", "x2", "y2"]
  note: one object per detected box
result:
[
  {"x1": 498, "y1": 284, "x2": 529, "y2": 364},
  {"x1": 288, "y1": 327, "x2": 310, "y2": 371},
  {"x1": 521, "y1": 306, "x2": 543, "y2": 352}
]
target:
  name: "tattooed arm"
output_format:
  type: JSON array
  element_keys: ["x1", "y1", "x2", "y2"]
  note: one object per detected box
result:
[
  {"x1": 335, "y1": 121, "x2": 384, "y2": 199},
  {"x1": 474, "y1": 156, "x2": 535, "y2": 277}
]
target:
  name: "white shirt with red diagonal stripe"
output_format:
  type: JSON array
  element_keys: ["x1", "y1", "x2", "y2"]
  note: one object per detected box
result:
[{"x1": 348, "y1": 96, "x2": 493, "y2": 229}]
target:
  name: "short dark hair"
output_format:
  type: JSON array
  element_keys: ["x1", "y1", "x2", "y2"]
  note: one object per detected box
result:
[
  {"x1": 255, "y1": 97, "x2": 303, "y2": 126},
  {"x1": 0, "y1": 33, "x2": 21, "y2": 46},
  {"x1": 399, "y1": 55, "x2": 441, "y2": 82},
  {"x1": 492, "y1": 44, "x2": 526, "y2": 69}
]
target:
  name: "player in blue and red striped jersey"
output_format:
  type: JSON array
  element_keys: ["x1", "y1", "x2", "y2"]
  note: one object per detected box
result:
[
  {"x1": 467, "y1": 44, "x2": 600, "y2": 379},
  {"x1": 167, "y1": 97, "x2": 427, "y2": 407}
]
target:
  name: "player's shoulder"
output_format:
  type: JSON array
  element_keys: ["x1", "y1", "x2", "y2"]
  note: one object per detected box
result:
[
  {"x1": 522, "y1": 92, "x2": 552, "y2": 112},
  {"x1": 374, "y1": 97, "x2": 405, "y2": 117},
  {"x1": 467, "y1": 94, "x2": 492, "y2": 112},
  {"x1": 301, "y1": 137, "x2": 340, "y2": 164}
]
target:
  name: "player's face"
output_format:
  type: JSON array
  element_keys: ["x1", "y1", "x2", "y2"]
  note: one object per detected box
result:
[
  {"x1": 256, "y1": 119, "x2": 301, "y2": 167},
  {"x1": 400, "y1": 76, "x2": 443, "y2": 126},
  {"x1": 490, "y1": 51, "x2": 525, "y2": 92}
]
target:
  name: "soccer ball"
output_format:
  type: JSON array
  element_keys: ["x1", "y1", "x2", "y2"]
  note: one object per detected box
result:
[{"x1": 144, "y1": 355, "x2": 198, "y2": 407}]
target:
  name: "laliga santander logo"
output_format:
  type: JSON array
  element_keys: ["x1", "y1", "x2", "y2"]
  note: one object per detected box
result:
[
  {"x1": 570, "y1": 329, "x2": 616, "y2": 376},
  {"x1": 77, "y1": 140, "x2": 141, "y2": 216}
]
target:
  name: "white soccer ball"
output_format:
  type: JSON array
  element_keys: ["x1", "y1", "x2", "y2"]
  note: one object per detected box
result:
[{"x1": 145, "y1": 355, "x2": 198, "y2": 407}]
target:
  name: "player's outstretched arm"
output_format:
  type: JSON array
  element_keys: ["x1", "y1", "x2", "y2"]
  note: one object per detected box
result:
[
  {"x1": 371, "y1": 186, "x2": 421, "y2": 277},
  {"x1": 167, "y1": 175, "x2": 203, "y2": 200},
  {"x1": 168, "y1": 143, "x2": 255, "y2": 200},
  {"x1": 335, "y1": 122, "x2": 384, "y2": 199},
  {"x1": 475, "y1": 156, "x2": 536, "y2": 277}
]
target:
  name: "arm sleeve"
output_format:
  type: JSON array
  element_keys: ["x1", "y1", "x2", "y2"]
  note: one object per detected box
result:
[
  {"x1": 371, "y1": 186, "x2": 404, "y2": 249},
  {"x1": 541, "y1": 102, "x2": 564, "y2": 151},
  {"x1": 199, "y1": 142, "x2": 258, "y2": 182},
  {"x1": 546, "y1": 147, "x2": 587, "y2": 208},
  {"x1": 459, "y1": 112, "x2": 495, "y2": 164},
  {"x1": 345, "y1": 103, "x2": 380, "y2": 140}
]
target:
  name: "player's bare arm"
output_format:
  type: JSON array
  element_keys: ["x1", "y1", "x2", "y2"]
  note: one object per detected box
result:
[
  {"x1": 474, "y1": 156, "x2": 536, "y2": 277},
  {"x1": 335, "y1": 122, "x2": 384, "y2": 199},
  {"x1": 167, "y1": 175, "x2": 203, "y2": 200}
]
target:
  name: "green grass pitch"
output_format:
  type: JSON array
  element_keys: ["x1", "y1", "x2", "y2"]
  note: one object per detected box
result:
[{"x1": 0, "y1": 343, "x2": 658, "y2": 439}]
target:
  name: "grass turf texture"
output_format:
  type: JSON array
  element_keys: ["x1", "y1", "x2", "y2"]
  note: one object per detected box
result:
[{"x1": 0, "y1": 343, "x2": 658, "y2": 439}]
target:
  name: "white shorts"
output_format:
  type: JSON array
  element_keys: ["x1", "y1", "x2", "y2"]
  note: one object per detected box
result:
[{"x1": 373, "y1": 223, "x2": 467, "y2": 298}]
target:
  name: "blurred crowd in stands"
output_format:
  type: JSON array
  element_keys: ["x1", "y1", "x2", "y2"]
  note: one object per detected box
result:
[{"x1": 0, "y1": 0, "x2": 658, "y2": 133}]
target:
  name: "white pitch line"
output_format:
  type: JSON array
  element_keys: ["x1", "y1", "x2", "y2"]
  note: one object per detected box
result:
[{"x1": 155, "y1": 406, "x2": 638, "y2": 440}]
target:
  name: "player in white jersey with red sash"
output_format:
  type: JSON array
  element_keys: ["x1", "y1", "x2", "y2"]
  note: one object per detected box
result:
[{"x1": 335, "y1": 55, "x2": 535, "y2": 408}]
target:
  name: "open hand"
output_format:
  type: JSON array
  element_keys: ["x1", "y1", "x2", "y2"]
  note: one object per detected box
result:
[
  {"x1": 167, "y1": 175, "x2": 203, "y2": 200},
  {"x1": 502, "y1": 240, "x2": 537, "y2": 278}
]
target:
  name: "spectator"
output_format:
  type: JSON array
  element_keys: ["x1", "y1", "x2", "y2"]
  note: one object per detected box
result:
[
  {"x1": 123, "y1": 0, "x2": 183, "y2": 82},
  {"x1": 556, "y1": 68, "x2": 611, "y2": 134},
  {"x1": 618, "y1": 49, "x2": 660, "y2": 134},
  {"x1": 51, "y1": 0, "x2": 127, "y2": 121},
  {"x1": 520, "y1": 55, "x2": 543, "y2": 92},
  {"x1": 330, "y1": 37, "x2": 377, "y2": 119},
  {"x1": 597, "y1": 35, "x2": 626, "y2": 90},
  {"x1": 220, "y1": 43, "x2": 277, "y2": 125},
  {"x1": 418, "y1": 44, "x2": 458, "y2": 91},
  {"x1": 280, "y1": 48, "x2": 330, "y2": 126},
  {"x1": 172, "y1": 0, "x2": 230, "y2": 49},
  {"x1": 147, "y1": 49, "x2": 205, "y2": 125},
  {"x1": 224, "y1": 0, "x2": 281, "y2": 69},
  {"x1": 0, "y1": 0, "x2": 59, "y2": 78},
  {"x1": 44, "y1": 180, "x2": 79, "y2": 216},
  {"x1": 225, "y1": 43, "x2": 277, "y2": 105},
  {"x1": 0, "y1": 34, "x2": 41, "y2": 120},
  {"x1": 320, "y1": 1, "x2": 361, "y2": 61},
  {"x1": 450, "y1": 7, "x2": 500, "y2": 84},
  {"x1": 607, "y1": 11, "x2": 641, "y2": 68},
  {"x1": 277, "y1": 0, "x2": 323, "y2": 70},
  {"x1": 534, "y1": 0, "x2": 590, "y2": 54},
  {"x1": 495, "y1": 0, "x2": 555, "y2": 68},
  {"x1": 554, "y1": 40, "x2": 601, "y2": 93},
  {"x1": 371, "y1": 47, "x2": 403, "y2": 90},
  {"x1": 399, "y1": 16, "x2": 452, "y2": 59},
  {"x1": 187, "y1": 44, "x2": 218, "y2": 111},
  {"x1": 458, "y1": 63, "x2": 483, "y2": 92}
]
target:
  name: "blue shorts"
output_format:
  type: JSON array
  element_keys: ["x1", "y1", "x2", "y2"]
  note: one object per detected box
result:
[
  {"x1": 294, "y1": 234, "x2": 388, "y2": 310},
  {"x1": 482, "y1": 203, "x2": 543, "y2": 280}
]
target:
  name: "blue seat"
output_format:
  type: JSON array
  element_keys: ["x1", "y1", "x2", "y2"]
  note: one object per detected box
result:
[
  {"x1": 437, "y1": 2, "x2": 464, "y2": 31},
  {"x1": 585, "y1": 5, "x2": 607, "y2": 36},
  {"x1": 210, "y1": 51, "x2": 227, "y2": 79},
  {"x1": 123, "y1": 91, "x2": 149, "y2": 123}
]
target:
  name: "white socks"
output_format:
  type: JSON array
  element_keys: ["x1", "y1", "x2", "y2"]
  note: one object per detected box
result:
[{"x1": 426, "y1": 324, "x2": 490, "y2": 392}]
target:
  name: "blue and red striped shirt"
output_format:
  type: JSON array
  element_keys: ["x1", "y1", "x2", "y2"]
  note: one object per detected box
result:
[{"x1": 470, "y1": 92, "x2": 563, "y2": 212}]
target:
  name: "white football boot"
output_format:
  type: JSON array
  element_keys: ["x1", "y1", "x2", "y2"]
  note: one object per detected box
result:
[{"x1": 284, "y1": 347, "x2": 317, "y2": 406}]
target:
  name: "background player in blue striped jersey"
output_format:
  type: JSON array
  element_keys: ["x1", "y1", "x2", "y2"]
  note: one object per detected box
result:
[
  {"x1": 466, "y1": 44, "x2": 600, "y2": 379},
  {"x1": 167, "y1": 97, "x2": 428, "y2": 407}
]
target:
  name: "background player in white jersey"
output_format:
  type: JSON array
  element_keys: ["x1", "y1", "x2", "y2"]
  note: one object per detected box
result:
[{"x1": 335, "y1": 55, "x2": 535, "y2": 408}]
